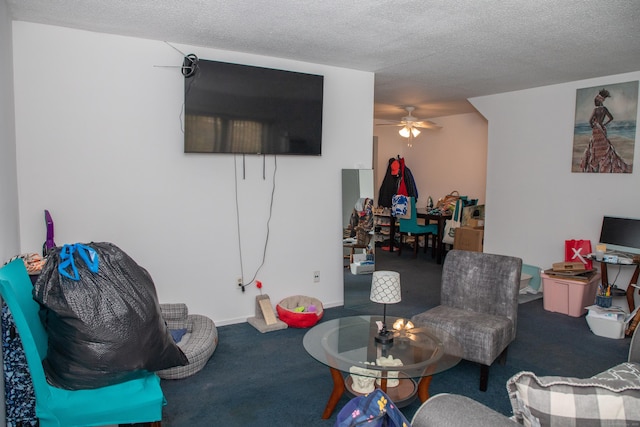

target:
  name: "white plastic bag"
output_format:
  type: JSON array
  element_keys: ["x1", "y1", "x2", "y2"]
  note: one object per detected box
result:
[{"x1": 442, "y1": 199, "x2": 462, "y2": 245}]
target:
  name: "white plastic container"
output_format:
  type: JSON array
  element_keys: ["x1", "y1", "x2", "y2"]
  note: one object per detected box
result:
[
  {"x1": 520, "y1": 273, "x2": 532, "y2": 290},
  {"x1": 350, "y1": 262, "x2": 374, "y2": 275},
  {"x1": 585, "y1": 312, "x2": 626, "y2": 339},
  {"x1": 350, "y1": 253, "x2": 374, "y2": 274}
]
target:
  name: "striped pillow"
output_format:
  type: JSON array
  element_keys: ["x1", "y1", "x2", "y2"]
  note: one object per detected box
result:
[{"x1": 507, "y1": 363, "x2": 640, "y2": 426}]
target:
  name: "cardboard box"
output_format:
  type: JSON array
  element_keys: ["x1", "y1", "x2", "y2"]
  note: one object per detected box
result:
[
  {"x1": 467, "y1": 218, "x2": 485, "y2": 228},
  {"x1": 541, "y1": 272, "x2": 600, "y2": 317},
  {"x1": 552, "y1": 261, "x2": 585, "y2": 272},
  {"x1": 453, "y1": 227, "x2": 483, "y2": 252}
]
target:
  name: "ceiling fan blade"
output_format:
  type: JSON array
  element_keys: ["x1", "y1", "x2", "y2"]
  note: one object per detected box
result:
[
  {"x1": 376, "y1": 107, "x2": 443, "y2": 132},
  {"x1": 414, "y1": 121, "x2": 442, "y2": 130},
  {"x1": 374, "y1": 119, "x2": 403, "y2": 126}
]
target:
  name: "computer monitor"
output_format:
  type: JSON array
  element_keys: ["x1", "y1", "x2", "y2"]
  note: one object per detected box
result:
[{"x1": 599, "y1": 216, "x2": 640, "y2": 255}]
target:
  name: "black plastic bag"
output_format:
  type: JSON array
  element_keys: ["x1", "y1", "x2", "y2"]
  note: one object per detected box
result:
[{"x1": 33, "y1": 242, "x2": 188, "y2": 390}]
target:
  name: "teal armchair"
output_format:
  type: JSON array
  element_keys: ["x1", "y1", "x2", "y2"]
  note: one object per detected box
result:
[{"x1": 0, "y1": 259, "x2": 165, "y2": 427}]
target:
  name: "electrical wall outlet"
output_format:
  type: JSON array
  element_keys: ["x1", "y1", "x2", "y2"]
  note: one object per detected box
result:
[
  {"x1": 313, "y1": 271, "x2": 320, "y2": 283},
  {"x1": 237, "y1": 277, "x2": 243, "y2": 287}
]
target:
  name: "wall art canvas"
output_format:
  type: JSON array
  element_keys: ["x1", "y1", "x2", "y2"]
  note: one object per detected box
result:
[{"x1": 572, "y1": 80, "x2": 638, "y2": 173}]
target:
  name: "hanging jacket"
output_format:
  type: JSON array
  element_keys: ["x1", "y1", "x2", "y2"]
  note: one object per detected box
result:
[
  {"x1": 378, "y1": 158, "x2": 400, "y2": 207},
  {"x1": 377, "y1": 157, "x2": 418, "y2": 207},
  {"x1": 403, "y1": 165, "x2": 419, "y2": 201}
]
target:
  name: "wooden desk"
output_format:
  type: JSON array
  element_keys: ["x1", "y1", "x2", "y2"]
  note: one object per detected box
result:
[
  {"x1": 596, "y1": 260, "x2": 640, "y2": 312},
  {"x1": 416, "y1": 209, "x2": 452, "y2": 265},
  {"x1": 595, "y1": 259, "x2": 640, "y2": 336}
]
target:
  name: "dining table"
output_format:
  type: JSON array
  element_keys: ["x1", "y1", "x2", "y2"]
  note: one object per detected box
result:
[
  {"x1": 383, "y1": 208, "x2": 452, "y2": 264},
  {"x1": 416, "y1": 208, "x2": 452, "y2": 264}
]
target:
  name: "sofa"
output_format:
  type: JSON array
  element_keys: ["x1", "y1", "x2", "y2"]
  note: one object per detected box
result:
[
  {"x1": 411, "y1": 326, "x2": 640, "y2": 426},
  {"x1": 156, "y1": 303, "x2": 218, "y2": 380}
]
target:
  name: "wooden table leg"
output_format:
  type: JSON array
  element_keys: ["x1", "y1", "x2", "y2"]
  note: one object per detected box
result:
[
  {"x1": 379, "y1": 376, "x2": 387, "y2": 393},
  {"x1": 417, "y1": 375, "x2": 433, "y2": 402},
  {"x1": 600, "y1": 262, "x2": 609, "y2": 288},
  {"x1": 626, "y1": 265, "x2": 639, "y2": 313},
  {"x1": 626, "y1": 308, "x2": 640, "y2": 336},
  {"x1": 436, "y1": 217, "x2": 445, "y2": 264},
  {"x1": 389, "y1": 219, "x2": 396, "y2": 252},
  {"x1": 322, "y1": 367, "x2": 346, "y2": 419}
]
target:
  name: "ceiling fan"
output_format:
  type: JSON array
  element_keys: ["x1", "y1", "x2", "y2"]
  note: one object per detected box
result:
[{"x1": 376, "y1": 106, "x2": 442, "y2": 139}]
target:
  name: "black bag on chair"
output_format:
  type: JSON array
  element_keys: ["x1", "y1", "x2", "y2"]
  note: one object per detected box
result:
[{"x1": 33, "y1": 242, "x2": 187, "y2": 390}]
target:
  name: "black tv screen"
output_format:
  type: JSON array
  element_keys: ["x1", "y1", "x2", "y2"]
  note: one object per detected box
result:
[
  {"x1": 599, "y1": 216, "x2": 640, "y2": 255},
  {"x1": 184, "y1": 58, "x2": 323, "y2": 155}
]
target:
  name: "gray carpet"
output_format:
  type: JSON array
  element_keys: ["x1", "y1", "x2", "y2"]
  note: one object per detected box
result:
[
  {"x1": 160, "y1": 248, "x2": 631, "y2": 426},
  {"x1": 518, "y1": 292, "x2": 543, "y2": 304}
]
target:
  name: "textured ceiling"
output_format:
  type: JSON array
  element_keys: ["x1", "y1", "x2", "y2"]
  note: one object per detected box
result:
[{"x1": 7, "y1": 0, "x2": 640, "y2": 121}]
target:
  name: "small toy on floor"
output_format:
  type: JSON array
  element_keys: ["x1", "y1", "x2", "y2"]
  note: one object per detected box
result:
[{"x1": 293, "y1": 304, "x2": 317, "y2": 313}]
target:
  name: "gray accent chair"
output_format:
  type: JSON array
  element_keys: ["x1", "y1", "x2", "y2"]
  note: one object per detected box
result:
[
  {"x1": 411, "y1": 249, "x2": 522, "y2": 391},
  {"x1": 156, "y1": 303, "x2": 218, "y2": 380},
  {"x1": 411, "y1": 326, "x2": 640, "y2": 426}
]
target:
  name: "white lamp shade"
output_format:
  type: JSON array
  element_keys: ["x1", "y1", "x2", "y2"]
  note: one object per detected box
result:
[
  {"x1": 370, "y1": 271, "x2": 401, "y2": 304},
  {"x1": 399, "y1": 126, "x2": 421, "y2": 139}
]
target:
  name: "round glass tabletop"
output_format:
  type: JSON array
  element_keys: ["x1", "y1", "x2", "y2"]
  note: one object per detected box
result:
[{"x1": 303, "y1": 315, "x2": 462, "y2": 379}]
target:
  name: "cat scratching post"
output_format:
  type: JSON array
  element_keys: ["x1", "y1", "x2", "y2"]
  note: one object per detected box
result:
[{"x1": 247, "y1": 294, "x2": 287, "y2": 333}]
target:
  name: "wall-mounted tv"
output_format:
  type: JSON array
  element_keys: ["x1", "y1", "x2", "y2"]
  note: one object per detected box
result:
[{"x1": 184, "y1": 58, "x2": 324, "y2": 155}]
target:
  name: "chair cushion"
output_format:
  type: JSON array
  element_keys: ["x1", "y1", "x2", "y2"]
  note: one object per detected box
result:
[
  {"x1": 507, "y1": 363, "x2": 640, "y2": 427},
  {"x1": 160, "y1": 303, "x2": 189, "y2": 322},
  {"x1": 441, "y1": 251, "x2": 521, "y2": 321},
  {"x1": 411, "y1": 305, "x2": 514, "y2": 365}
]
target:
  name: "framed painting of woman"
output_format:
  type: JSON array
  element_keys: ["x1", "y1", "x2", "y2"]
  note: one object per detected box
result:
[{"x1": 572, "y1": 80, "x2": 638, "y2": 173}]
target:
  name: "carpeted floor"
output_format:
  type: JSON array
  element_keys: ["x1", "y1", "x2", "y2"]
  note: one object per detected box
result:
[{"x1": 160, "y1": 247, "x2": 631, "y2": 426}]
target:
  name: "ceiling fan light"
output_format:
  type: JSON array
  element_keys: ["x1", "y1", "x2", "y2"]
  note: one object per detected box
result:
[
  {"x1": 411, "y1": 127, "x2": 421, "y2": 137},
  {"x1": 399, "y1": 126, "x2": 410, "y2": 138}
]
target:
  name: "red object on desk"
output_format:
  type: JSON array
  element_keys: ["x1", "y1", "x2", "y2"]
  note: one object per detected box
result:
[{"x1": 565, "y1": 239, "x2": 593, "y2": 270}]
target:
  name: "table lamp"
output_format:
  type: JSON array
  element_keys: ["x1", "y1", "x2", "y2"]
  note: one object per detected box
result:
[{"x1": 370, "y1": 271, "x2": 401, "y2": 344}]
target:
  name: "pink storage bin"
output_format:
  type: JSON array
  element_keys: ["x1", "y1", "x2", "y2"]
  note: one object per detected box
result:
[{"x1": 541, "y1": 272, "x2": 600, "y2": 317}]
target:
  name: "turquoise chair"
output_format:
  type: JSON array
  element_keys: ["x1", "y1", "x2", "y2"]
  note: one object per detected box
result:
[
  {"x1": 398, "y1": 197, "x2": 438, "y2": 258},
  {"x1": 0, "y1": 260, "x2": 165, "y2": 427}
]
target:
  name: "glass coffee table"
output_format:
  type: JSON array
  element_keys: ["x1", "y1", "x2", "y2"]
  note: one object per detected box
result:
[{"x1": 303, "y1": 315, "x2": 462, "y2": 419}]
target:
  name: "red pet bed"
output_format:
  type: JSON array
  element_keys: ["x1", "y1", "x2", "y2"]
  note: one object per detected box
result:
[{"x1": 276, "y1": 295, "x2": 324, "y2": 328}]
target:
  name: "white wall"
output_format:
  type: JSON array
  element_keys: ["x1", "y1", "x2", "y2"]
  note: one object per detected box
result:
[
  {"x1": 12, "y1": 22, "x2": 374, "y2": 325},
  {"x1": 0, "y1": 1, "x2": 19, "y2": 263},
  {"x1": 471, "y1": 71, "x2": 640, "y2": 293},
  {"x1": 374, "y1": 112, "x2": 488, "y2": 206},
  {"x1": 0, "y1": 1, "x2": 16, "y2": 422}
]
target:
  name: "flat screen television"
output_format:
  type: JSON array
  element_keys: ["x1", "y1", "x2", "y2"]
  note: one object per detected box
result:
[
  {"x1": 599, "y1": 216, "x2": 640, "y2": 255},
  {"x1": 184, "y1": 58, "x2": 324, "y2": 155}
]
